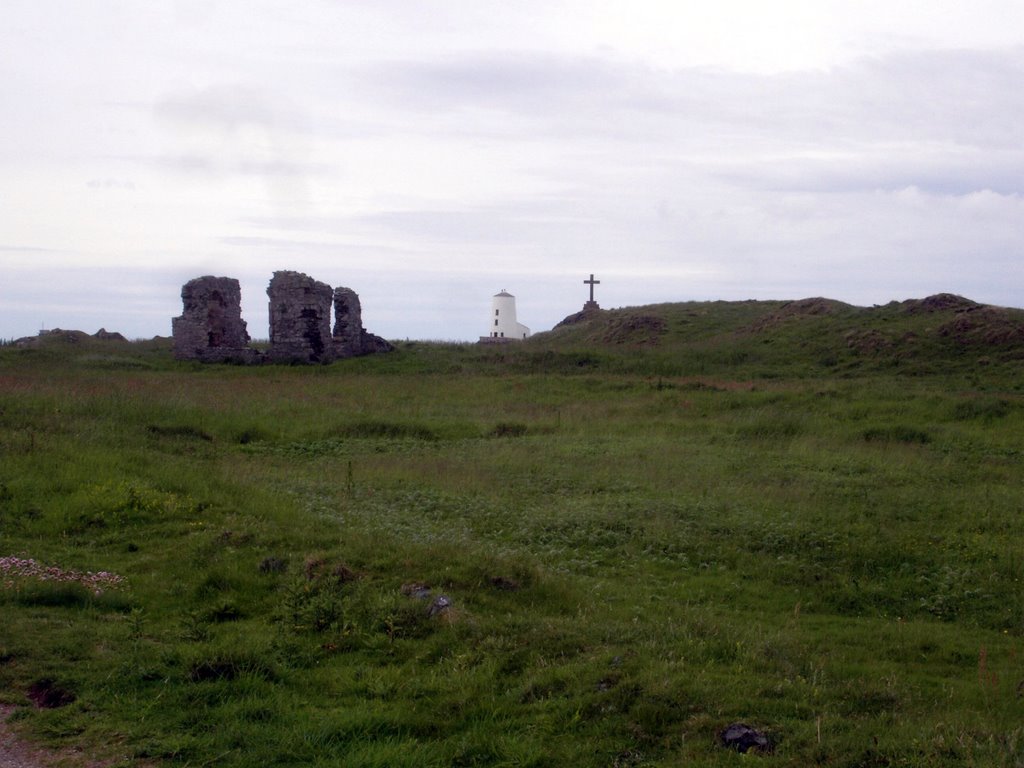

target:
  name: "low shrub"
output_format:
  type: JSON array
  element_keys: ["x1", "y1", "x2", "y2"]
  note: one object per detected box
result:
[
  {"x1": 490, "y1": 422, "x2": 528, "y2": 438},
  {"x1": 331, "y1": 420, "x2": 438, "y2": 441},
  {"x1": 862, "y1": 425, "x2": 931, "y2": 444},
  {"x1": 146, "y1": 424, "x2": 213, "y2": 441},
  {"x1": 187, "y1": 651, "x2": 277, "y2": 683},
  {"x1": 951, "y1": 397, "x2": 1011, "y2": 421}
]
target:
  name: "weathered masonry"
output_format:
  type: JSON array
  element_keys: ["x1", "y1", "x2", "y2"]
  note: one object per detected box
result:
[
  {"x1": 172, "y1": 271, "x2": 392, "y2": 363},
  {"x1": 172, "y1": 276, "x2": 260, "y2": 363}
]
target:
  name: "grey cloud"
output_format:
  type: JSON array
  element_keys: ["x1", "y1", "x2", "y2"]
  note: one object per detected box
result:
[
  {"x1": 154, "y1": 84, "x2": 307, "y2": 133},
  {"x1": 639, "y1": 49, "x2": 1024, "y2": 151},
  {"x1": 216, "y1": 234, "x2": 427, "y2": 273},
  {"x1": 219, "y1": 235, "x2": 346, "y2": 251},
  {"x1": 353, "y1": 52, "x2": 680, "y2": 143},
  {"x1": 364, "y1": 50, "x2": 751, "y2": 127},
  {"x1": 359, "y1": 46, "x2": 1024, "y2": 152},
  {"x1": 239, "y1": 198, "x2": 596, "y2": 242},
  {"x1": 238, "y1": 215, "x2": 338, "y2": 232},
  {"x1": 850, "y1": 48, "x2": 1024, "y2": 148},
  {"x1": 713, "y1": 151, "x2": 1024, "y2": 196},
  {"x1": 371, "y1": 52, "x2": 619, "y2": 106},
  {"x1": 87, "y1": 178, "x2": 136, "y2": 190},
  {"x1": 148, "y1": 154, "x2": 330, "y2": 177},
  {"x1": 152, "y1": 84, "x2": 321, "y2": 212},
  {"x1": 350, "y1": 202, "x2": 597, "y2": 245}
]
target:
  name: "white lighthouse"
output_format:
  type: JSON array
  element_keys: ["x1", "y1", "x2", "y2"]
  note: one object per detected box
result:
[{"x1": 486, "y1": 290, "x2": 530, "y2": 341}]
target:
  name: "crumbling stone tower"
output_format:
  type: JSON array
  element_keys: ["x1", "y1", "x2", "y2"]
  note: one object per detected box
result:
[
  {"x1": 332, "y1": 286, "x2": 362, "y2": 356},
  {"x1": 266, "y1": 270, "x2": 335, "y2": 363},
  {"x1": 333, "y1": 286, "x2": 394, "y2": 356},
  {"x1": 171, "y1": 276, "x2": 256, "y2": 362}
]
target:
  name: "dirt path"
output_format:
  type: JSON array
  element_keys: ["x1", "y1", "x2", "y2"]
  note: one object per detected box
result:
[
  {"x1": 0, "y1": 706, "x2": 111, "y2": 768},
  {"x1": 0, "y1": 706, "x2": 49, "y2": 768}
]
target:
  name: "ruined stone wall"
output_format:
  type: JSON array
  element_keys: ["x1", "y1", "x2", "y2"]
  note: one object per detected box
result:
[
  {"x1": 359, "y1": 331, "x2": 394, "y2": 355},
  {"x1": 266, "y1": 271, "x2": 335, "y2": 363},
  {"x1": 332, "y1": 286, "x2": 394, "y2": 357},
  {"x1": 332, "y1": 286, "x2": 363, "y2": 357},
  {"x1": 172, "y1": 271, "x2": 391, "y2": 364},
  {"x1": 172, "y1": 276, "x2": 258, "y2": 362}
]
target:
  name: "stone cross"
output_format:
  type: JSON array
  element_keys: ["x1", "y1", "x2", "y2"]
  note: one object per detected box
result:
[{"x1": 584, "y1": 273, "x2": 600, "y2": 303}]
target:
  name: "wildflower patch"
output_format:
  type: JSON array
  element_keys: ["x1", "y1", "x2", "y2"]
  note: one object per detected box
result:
[{"x1": 0, "y1": 555, "x2": 125, "y2": 596}]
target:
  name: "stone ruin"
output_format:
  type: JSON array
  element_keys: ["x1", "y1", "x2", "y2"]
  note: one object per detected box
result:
[
  {"x1": 266, "y1": 271, "x2": 334, "y2": 363},
  {"x1": 333, "y1": 286, "x2": 395, "y2": 357},
  {"x1": 172, "y1": 276, "x2": 259, "y2": 363},
  {"x1": 172, "y1": 271, "x2": 392, "y2": 364}
]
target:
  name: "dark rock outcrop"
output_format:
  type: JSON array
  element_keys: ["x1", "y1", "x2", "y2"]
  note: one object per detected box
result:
[
  {"x1": 93, "y1": 328, "x2": 126, "y2": 341},
  {"x1": 719, "y1": 722, "x2": 771, "y2": 754},
  {"x1": 554, "y1": 306, "x2": 605, "y2": 328}
]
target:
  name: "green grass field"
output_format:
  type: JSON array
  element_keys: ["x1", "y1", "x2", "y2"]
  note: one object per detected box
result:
[{"x1": 2, "y1": 299, "x2": 1024, "y2": 766}]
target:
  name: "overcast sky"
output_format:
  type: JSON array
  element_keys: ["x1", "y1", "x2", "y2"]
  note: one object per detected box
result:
[{"x1": 3, "y1": 1, "x2": 1024, "y2": 341}]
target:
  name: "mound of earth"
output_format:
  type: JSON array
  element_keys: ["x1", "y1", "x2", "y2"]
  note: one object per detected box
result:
[
  {"x1": 845, "y1": 328, "x2": 897, "y2": 354},
  {"x1": 601, "y1": 314, "x2": 667, "y2": 345},
  {"x1": 902, "y1": 293, "x2": 981, "y2": 314},
  {"x1": 93, "y1": 328, "x2": 126, "y2": 341},
  {"x1": 26, "y1": 329, "x2": 91, "y2": 345},
  {"x1": 938, "y1": 306, "x2": 1024, "y2": 346},
  {"x1": 13, "y1": 328, "x2": 128, "y2": 347},
  {"x1": 553, "y1": 307, "x2": 605, "y2": 328},
  {"x1": 745, "y1": 297, "x2": 850, "y2": 333}
]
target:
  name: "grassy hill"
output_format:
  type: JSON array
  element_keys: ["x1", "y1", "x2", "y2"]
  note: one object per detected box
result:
[
  {"x1": 333, "y1": 293, "x2": 1024, "y2": 382},
  {"x1": 532, "y1": 293, "x2": 1024, "y2": 376},
  {"x1": 1, "y1": 297, "x2": 1024, "y2": 766}
]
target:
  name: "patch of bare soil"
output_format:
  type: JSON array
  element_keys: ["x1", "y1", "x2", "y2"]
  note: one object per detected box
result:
[
  {"x1": 0, "y1": 706, "x2": 117, "y2": 768},
  {"x1": 25, "y1": 682, "x2": 75, "y2": 711},
  {"x1": 1, "y1": 706, "x2": 59, "y2": 768},
  {"x1": 600, "y1": 315, "x2": 667, "y2": 345}
]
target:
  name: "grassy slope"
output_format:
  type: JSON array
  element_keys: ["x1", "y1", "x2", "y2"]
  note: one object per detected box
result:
[
  {"x1": 530, "y1": 295, "x2": 1024, "y2": 376},
  {"x1": 1, "y1": 299, "x2": 1024, "y2": 766}
]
